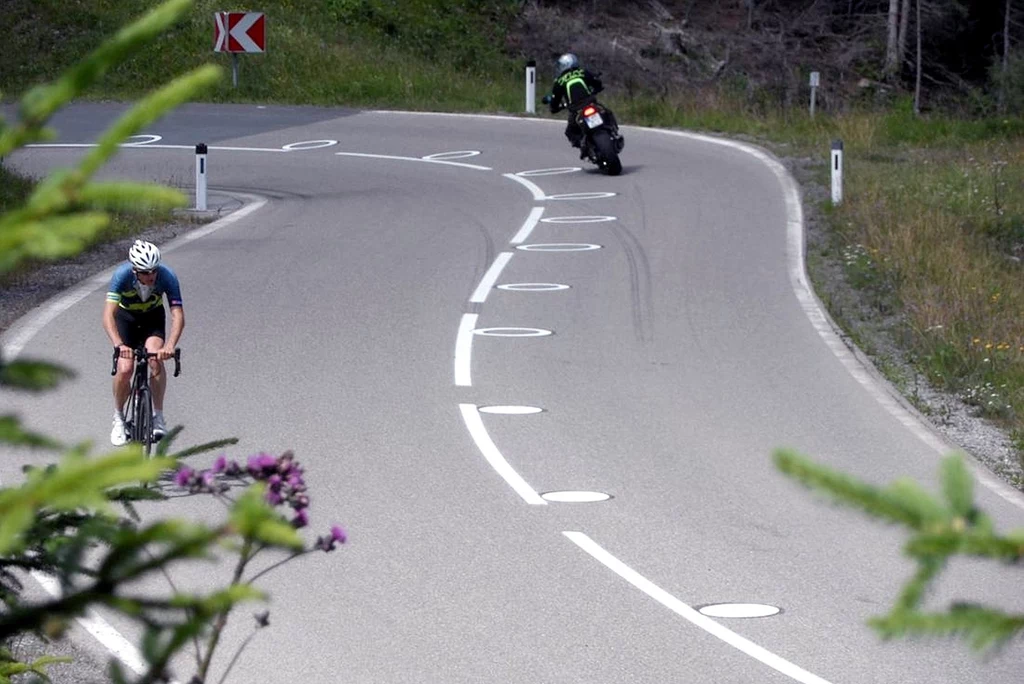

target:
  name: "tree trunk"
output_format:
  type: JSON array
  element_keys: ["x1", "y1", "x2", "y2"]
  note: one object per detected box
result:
[
  {"x1": 897, "y1": 0, "x2": 911, "y2": 72},
  {"x1": 914, "y1": 0, "x2": 922, "y2": 115},
  {"x1": 884, "y1": 0, "x2": 900, "y2": 80}
]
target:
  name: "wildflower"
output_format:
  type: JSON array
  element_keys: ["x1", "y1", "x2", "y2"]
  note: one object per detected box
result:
[
  {"x1": 316, "y1": 525, "x2": 348, "y2": 552},
  {"x1": 291, "y1": 509, "x2": 309, "y2": 529},
  {"x1": 212, "y1": 454, "x2": 227, "y2": 474},
  {"x1": 247, "y1": 453, "x2": 277, "y2": 477},
  {"x1": 175, "y1": 467, "x2": 194, "y2": 488}
]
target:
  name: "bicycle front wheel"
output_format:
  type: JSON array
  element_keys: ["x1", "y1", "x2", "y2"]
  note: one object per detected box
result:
[{"x1": 134, "y1": 386, "x2": 153, "y2": 456}]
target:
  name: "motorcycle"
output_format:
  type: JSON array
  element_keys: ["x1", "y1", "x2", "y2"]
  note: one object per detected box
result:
[{"x1": 544, "y1": 94, "x2": 625, "y2": 176}]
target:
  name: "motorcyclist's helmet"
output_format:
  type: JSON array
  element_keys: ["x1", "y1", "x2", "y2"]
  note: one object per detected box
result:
[
  {"x1": 128, "y1": 239, "x2": 161, "y2": 271},
  {"x1": 556, "y1": 53, "x2": 580, "y2": 76}
]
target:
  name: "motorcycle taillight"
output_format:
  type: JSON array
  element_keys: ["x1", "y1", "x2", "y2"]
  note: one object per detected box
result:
[{"x1": 582, "y1": 106, "x2": 597, "y2": 117}]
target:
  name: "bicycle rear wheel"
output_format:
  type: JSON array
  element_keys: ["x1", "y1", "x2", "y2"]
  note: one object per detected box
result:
[{"x1": 134, "y1": 386, "x2": 153, "y2": 455}]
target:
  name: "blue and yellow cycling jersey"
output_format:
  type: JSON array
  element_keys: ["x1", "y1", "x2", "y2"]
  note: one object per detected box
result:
[{"x1": 106, "y1": 262, "x2": 183, "y2": 313}]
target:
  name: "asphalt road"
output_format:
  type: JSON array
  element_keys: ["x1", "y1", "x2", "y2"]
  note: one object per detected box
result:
[{"x1": 3, "y1": 103, "x2": 1024, "y2": 684}]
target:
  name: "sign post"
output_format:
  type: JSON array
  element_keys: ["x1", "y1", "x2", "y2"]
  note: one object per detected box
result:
[{"x1": 214, "y1": 12, "x2": 266, "y2": 88}]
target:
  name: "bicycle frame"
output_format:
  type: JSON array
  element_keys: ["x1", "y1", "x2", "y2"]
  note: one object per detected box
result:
[{"x1": 111, "y1": 347, "x2": 181, "y2": 454}]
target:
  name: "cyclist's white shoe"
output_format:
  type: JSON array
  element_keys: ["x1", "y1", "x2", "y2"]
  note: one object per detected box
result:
[
  {"x1": 111, "y1": 415, "x2": 127, "y2": 446},
  {"x1": 152, "y1": 413, "x2": 167, "y2": 440}
]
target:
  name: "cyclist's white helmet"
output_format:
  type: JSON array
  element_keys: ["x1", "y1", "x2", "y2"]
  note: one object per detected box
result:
[
  {"x1": 557, "y1": 53, "x2": 580, "y2": 76},
  {"x1": 128, "y1": 240, "x2": 160, "y2": 270}
]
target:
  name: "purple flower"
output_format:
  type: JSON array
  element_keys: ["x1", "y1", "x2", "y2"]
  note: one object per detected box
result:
[
  {"x1": 212, "y1": 455, "x2": 227, "y2": 474},
  {"x1": 266, "y1": 490, "x2": 283, "y2": 506},
  {"x1": 174, "y1": 467, "x2": 194, "y2": 488},
  {"x1": 268, "y1": 474, "x2": 282, "y2": 489},
  {"x1": 201, "y1": 471, "x2": 216, "y2": 489},
  {"x1": 291, "y1": 509, "x2": 309, "y2": 529},
  {"x1": 247, "y1": 453, "x2": 277, "y2": 475},
  {"x1": 317, "y1": 524, "x2": 347, "y2": 552}
]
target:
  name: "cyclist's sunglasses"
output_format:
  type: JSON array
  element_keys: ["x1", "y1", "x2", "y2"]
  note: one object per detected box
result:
[{"x1": 134, "y1": 269, "x2": 156, "y2": 276}]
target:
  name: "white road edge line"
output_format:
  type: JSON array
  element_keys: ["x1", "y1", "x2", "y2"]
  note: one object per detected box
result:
[
  {"x1": 646, "y1": 128, "x2": 1024, "y2": 511},
  {"x1": 31, "y1": 572, "x2": 155, "y2": 680},
  {"x1": 336, "y1": 152, "x2": 491, "y2": 171},
  {"x1": 1, "y1": 195, "x2": 268, "y2": 360},
  {"x1": 454, "y1": 313, "x2": 478, "y2": 387},
  {"x1": 511, "y1": 207, "x2": 545, "y2": 245},
  {"x1": 563, "y1": 532, "x2": 833, "y2": 684},
  {"x1": 460, "y1": 404, "x2": 546, "y2": 505},
  {"x1": 0, "y1": 194, "x2": 268, "y2": 681},
  {"x1": 503, "y1": 173, "x2": 547, "y2": 200},
  {"x1": 470, "y1": 252, "x2": 514, "y2": 303}
]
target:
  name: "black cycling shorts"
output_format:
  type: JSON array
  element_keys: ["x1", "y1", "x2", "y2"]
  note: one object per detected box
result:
[{"x1": 115, "y1": 306, "x2": 166, "y2": 349}]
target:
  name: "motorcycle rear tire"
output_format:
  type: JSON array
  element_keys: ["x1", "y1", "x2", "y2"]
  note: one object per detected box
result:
[{"x1": 591, "y1": 129, "x2": 622, "y2": 176}]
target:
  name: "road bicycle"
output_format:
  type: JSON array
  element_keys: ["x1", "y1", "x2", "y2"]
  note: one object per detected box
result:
[{"x1": 111, "y1": 346, "x2": 181, "y2": 455}]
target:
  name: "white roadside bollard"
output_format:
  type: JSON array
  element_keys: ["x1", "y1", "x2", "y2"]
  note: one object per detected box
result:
[
  {"x1": 195, "y1": 143, "x2": 208, "y2": 211},
  {"x1": 831, "y1": 140, "x2": 843, "y2": 206},
  {"x1": 526, "y1": 60, "x2": 536, "y2": 115},
  {"x1": 809, "y1": 71, "x2": 820, "y2": 118}
]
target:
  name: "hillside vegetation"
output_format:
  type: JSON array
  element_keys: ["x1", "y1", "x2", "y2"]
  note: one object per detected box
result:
[{"x1": 1, "y1": 0, "x2": 1023, "y2": 471}]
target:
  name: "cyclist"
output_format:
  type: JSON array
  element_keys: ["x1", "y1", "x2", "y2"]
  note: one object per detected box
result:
[
  {"x1": 103, "y1": 240, "x2": 184, "y2": 445},
  {"x1": 545, "y1": 53, "x2": 617, "y2": 155}
]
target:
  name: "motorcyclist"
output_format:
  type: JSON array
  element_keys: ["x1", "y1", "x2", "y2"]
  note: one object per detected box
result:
[{"x1": 542, "y1": 53, "x2": 619, "y2": 156}]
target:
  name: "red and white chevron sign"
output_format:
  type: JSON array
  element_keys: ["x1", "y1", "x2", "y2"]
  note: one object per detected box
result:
[{"x1": 214, "y1": 12, "x2": 266, "y2": 53}]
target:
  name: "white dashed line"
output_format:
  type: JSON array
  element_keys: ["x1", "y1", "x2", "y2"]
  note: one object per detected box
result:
[
  {"x1": 511, "y1": 207, "x2": 545, "y2": 244},
  {"x1": 470, "y1": 252, "x2": 514, "y2": 303},
  {"x1": 459, "y1": 404, "x2": 546, "y2": 505},
  {"x1": 454, "y1": 313, "x2": 478, "y2": 387}
]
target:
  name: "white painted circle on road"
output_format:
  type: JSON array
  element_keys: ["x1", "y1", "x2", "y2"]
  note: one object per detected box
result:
[
  {"x1": 424, "y1": 150, "x2": 481, "y2": 160},
  {"x1": 497, "y1": 283, "x2": 570, "y2": 292},
  {"x1": 545, "y1": 192, "x2": 617, "y2": 201},
  {"x1": 479, "y1": 405, "x2": 544, "y2": 415},
  {"x1": 282, "y1": 140, "x2": 339, "y2": 150},
  {"x1": 124, "y1": 135, "x2": 162, "y2": 146},
  {"x1": 541, "y1": 491, "x2": 612, "y2": 503},
  {"x1": 517, "y1": 244, "x2": 602, "y2": 252},
  {"x1": 698, "y1": 604, "x2": 781, "y2": 619},
  {"x1": 473, "y1": 328, "x2": 553, "y2": 337},
  {"x1": 542, "y1": 216, "x2": 616, "y2": 223},
  {"x1": 517, "y1": 167, "x2": 580, "y2": 177}
]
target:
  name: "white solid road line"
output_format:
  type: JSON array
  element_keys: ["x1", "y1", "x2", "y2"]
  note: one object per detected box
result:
[
  {"x1": 470, "y1": 252, "x2": 514, "y2": 303},
  {"x1": 649, "y1": 127, "x2": 1024, "y2": 513},
  {"x1": 0, "y1": 194, "x2": 268, "y2": 681},
  {"x1": 31, "y1": 572, "x2": 153, "y2": 679},
  {"x1": 563, "y1": 532, "x2": 834, "y2": 684},
  {"x1": 336, "y1": 151, "x2": 491, "y2": 171},
  {"x1": 459, "y1": 404, "x2": 546, "y2": 505},
  {"x1": 510, "y1": 207, "x2": 545, "y2": 244},
  {"x1": 454, "y1": 313, "x2": 478, "y2": 387}
]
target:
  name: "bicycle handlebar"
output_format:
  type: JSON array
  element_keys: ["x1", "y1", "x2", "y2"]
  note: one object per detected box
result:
[{"x1": 111, "y1": 347, "x2": 182, "y2": 377}]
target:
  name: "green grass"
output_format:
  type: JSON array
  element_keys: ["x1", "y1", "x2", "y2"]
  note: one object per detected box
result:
[{"x1": 1, "y1": 0, "x2": 525, "y2": 112}]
